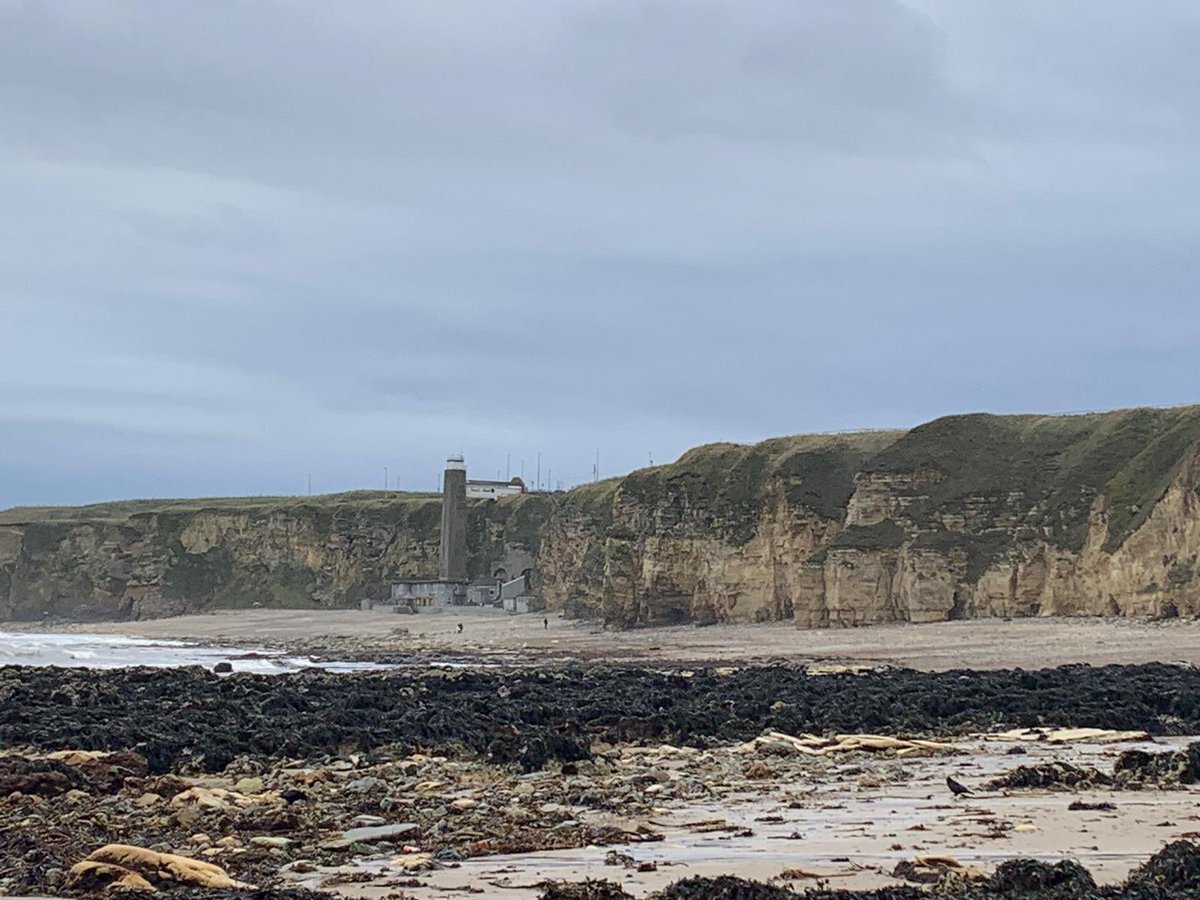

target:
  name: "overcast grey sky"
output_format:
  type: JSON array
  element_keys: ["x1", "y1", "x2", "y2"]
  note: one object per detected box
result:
[{"x1": 3, "y1": 1, "x2": 1199, "y2": 506}]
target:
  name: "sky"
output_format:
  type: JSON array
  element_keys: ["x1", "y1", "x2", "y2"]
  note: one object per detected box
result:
[{"x1": 3, "y1": 1, "x2": 1200, "y2": 506}]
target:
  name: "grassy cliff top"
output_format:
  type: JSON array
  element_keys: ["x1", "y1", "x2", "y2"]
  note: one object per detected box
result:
[
  {"x1": 868, "y1": 405, "x2": 1200, "y2": 552},
  {"x1": 615, "y1": 429, "x2": 908, "y2": 542},
  {"x1": 5, "y1": 405, "x2": 1198, "y2": 555},
  {"x1": 0, "y1": 490, "x2": 440, "y2": 526}
]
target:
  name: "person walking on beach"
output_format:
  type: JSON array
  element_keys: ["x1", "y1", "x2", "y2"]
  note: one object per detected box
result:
[
  {"x1": 543, "y1": 617, "x2": 548, "y2": 630},
  {"x1": 456, "y1": 622, "x2": 463, "y2": 634}
]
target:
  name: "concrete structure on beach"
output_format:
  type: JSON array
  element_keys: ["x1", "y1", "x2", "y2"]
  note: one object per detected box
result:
[
  {"x1": 438, "y1": 455, "x2": 468, "y2": 583},
  {"x1": 384, "y1": 455, "x2": 540, "y2": 612}
]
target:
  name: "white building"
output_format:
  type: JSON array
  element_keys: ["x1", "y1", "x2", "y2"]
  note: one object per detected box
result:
[{"x1": 466, "y1": 477, "x2": 526, "y2": 500}]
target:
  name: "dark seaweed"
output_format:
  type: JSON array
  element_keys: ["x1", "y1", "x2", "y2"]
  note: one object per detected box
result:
[{"x1": 2, "y1": 662, "x2": 1200, "y2": 774}]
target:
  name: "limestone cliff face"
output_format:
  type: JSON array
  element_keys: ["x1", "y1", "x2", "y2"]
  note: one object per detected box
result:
[
  {"x1": 536, "y1": 406, "x2": 1200, "y2": 628},
  {"x1": 788, "y1": 408, "x2": 1200, "y2": 627},
  {"x1": 5, "y1": 406, "x2": 1200, "y2": 627},
  {"x1": 0, "y1": 493, "x2": 548, "y2": 622},
  {"x1": 536, "y1": 434, "x2": 901, "y2": 627}
]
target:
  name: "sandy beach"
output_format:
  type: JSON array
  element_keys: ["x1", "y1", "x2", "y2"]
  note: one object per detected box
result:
[
  {"x1": 59, "y1": 607, "x2": 1200, "y2": 671},
  {"x1": 9, "y1": 614, "x2": 1200, "y2": 897}
]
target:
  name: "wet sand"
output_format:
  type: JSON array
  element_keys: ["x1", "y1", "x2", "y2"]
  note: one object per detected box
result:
[
  {"x1": 66, "y1": 607, "x2": 1200, "y2": 670},
  {"x1": 12, "y1": 612, "x2": 1200, "y2": 897},
  {"x1": 313, "y1": 735, "x2": 1200, "y2": 898}
]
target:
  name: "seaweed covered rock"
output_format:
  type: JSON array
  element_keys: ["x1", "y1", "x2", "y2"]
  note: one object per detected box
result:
[
  {"x1": 540, "y1": 880, "x2": 635, "y2": 900},
  {"x1": 1114, "y1": 743, "x2": 1200, "y2": 787},
  {"x1": 986, "y1": 762, "x2": 1111, "y2": 791},
  {"x1": 1125, "y1": 840, "x2": 1200, "y2": 893},
  {"x1": 0, "y1": 749, "x2": 148, "y2": 797},
  {"x1": 6, "y1": 662, "x2": 1200, "y2": 776},
  {"x1": 651, "y1": 877, "x2": 799, "y2": 899},
  {"x1": 0, "y1": 755, "x2": 82, "y2": 797},
  {"x1": 982, "y1": 859, "x2": 1097, "y2": 897}
]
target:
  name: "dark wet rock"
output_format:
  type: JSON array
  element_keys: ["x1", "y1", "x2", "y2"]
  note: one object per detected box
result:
[
  {"x1": 214, "y1": 662, "x2": 234, "y2": 674},
  {"x1": 0, "y1": 756, "x2": 79, "y2": 797},
  {"x1": 0, "y1": 750, "x2": 143, "y2": 798}
]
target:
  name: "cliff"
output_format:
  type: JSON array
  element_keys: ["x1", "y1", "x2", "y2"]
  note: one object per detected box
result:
[
  {"x1": 538, "y1": 406, "x2": 1200, "y2": 627},
  {"x1": 0, "y1": 492, "x2": 551, "y2": 622},
  {"x1": 4, "y1": 405, "x2": 1200, "y2": 627}
]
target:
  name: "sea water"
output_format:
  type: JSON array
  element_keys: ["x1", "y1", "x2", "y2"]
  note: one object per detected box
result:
[{"x1": 0, "y1": 631, "x2": 392, "y2": 673}]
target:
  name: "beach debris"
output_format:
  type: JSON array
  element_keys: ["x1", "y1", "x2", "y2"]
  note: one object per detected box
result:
[
  {"x1": 651, "y1": 875, "x2": 797, "y2": 899},
  {"x1": 892, "y1": 855, "x2": 983, "y2": 885},
  {"x1": 1127, "y1": 840, "x2": 1200, "y2": 892},
  {"x1": 39, "y1": 749, "x2": 149, "y2": 791},
  {"x1": 737, "y1": 731, "x2": 957, "y2": 758},
  {"x1": 992, "y1": 726, "x2": 1150, "y2": 744},
  {"x1": 1068, "y1": 800, "x2": 1117, "y2": 811},
  {"x1": 806, "y1": 663, "x2": 881, "y2": 676}
]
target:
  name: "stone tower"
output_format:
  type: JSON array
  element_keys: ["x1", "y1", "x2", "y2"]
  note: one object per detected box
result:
[{"x1": 439, "y1": 455, "x2": 468, "y2": 581}]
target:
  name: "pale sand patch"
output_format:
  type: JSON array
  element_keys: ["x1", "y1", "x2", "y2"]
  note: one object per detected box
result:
[
  {"x1": 64, "y1": 607, "x2": 1200, "y2": 670},
  {"x1": 310, "y1": 735, "x2": 1200, "y2": 898}
]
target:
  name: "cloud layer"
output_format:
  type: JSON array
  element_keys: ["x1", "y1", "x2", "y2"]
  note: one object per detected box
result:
[{"x1": 3, "y1": 0, "x2": 1200, "y2": 504}]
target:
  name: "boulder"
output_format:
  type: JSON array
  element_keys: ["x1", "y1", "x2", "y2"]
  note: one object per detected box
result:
[
  {"x1": 342, "y1": 822, "x2": 420, "y2": 844},
  {"x1": 81, "y1": 843, "x2": 248, "y2": 889},
  {"x1": 66, "y1": 860, "x2": 155, "y2": 893}
]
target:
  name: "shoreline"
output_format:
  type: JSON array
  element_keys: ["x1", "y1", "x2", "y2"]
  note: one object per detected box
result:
[
  {"x1": 6, "y1": 661, "x2": 1200, "y2": 897},
  {"x1": 12, "y1": 608, "x2": 1200, "y2": 671}
]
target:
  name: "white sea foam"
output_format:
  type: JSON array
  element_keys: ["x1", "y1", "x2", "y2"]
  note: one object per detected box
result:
[{"x1": 0, "y1": 631, "x2": 392, "y2": 673}]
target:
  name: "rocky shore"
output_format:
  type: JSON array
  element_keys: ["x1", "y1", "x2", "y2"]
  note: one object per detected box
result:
[
  {"x1": 5, "y1": 661, "x2": 1200, "y2": 897},
  {"x1": 5, "y1": 662, "x2": 1200, "y2": 775}
]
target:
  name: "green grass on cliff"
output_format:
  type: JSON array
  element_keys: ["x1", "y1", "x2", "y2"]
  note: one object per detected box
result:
[
  {"x1": 0, "y1": 490, "x2": 440, "y2": 526},
  {"x1": 867, "y1": 405, "x2": 1200, "y2": 555},
  {"x1": 618, "y1": 431, "x2": 905, "y2": 544}
]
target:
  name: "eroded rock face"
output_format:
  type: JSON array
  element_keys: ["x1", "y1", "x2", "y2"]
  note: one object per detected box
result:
[
  {"x1": 0, "y1": 494, "x2": 548, "y2": 621},
  {"x1": 536, "y1": 407, "x2": 1200, "y2": 628},
  {"x1": 4, "y1": 406, "x2": 1200, "y2": 627}
]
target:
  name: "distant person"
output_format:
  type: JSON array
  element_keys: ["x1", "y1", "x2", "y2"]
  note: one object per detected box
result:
[
  {"x1": 543, "y1": 617, "x2": 548, "y2": 630},
  {"x1": 456, "y1": 622, "x2": 463, "y2": 634}
]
